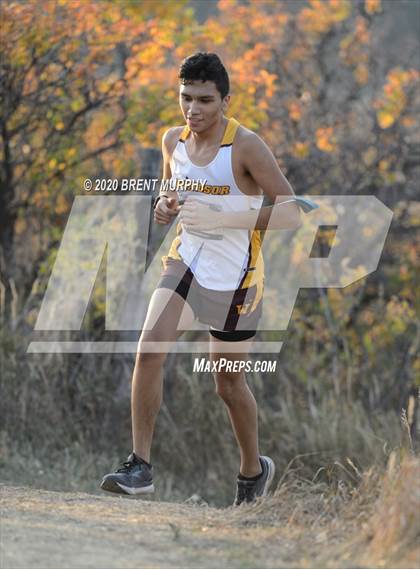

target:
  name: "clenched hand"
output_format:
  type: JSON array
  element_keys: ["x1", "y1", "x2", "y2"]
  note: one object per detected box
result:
[
  {"x1": 179, "y1": 200, "x2": 225, "y2": 231},
  {"x1": 154, "y1": 196, "x2": 180, "y2": 224}
]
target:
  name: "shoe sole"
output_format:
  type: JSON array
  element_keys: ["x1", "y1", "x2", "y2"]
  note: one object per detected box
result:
[
  {"x1": 260, "y1": 455, "x2": 275, "y2": 497},
  {"x1": 100, "y1": 479, "x2": 155, "y2": 495}
]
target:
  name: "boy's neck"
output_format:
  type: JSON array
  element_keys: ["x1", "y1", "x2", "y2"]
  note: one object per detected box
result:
[{"x1": 189, "y1": 115, "x2": 228, "y2": 146}]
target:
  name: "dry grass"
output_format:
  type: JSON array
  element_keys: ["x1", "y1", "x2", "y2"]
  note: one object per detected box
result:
[
  {"x1": 0, "y1": 324, "x2": 418, "y2": 513},
  {"x1": 360, "y1": 451, "x2": 420, "y2": 568},
  {"x1": 202, "y1": 450, "x2": 417, "y2": 568},
  {"x1": 1, "y1": 321, "x2": 419, "y2": 566},
  {"x1": 223, "y1": 450, "x2": 420, "y2": 569}
]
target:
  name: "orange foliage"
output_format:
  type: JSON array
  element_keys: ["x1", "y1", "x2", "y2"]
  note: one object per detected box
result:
[
  {"x1": 2, "y1": 0, "x2": 418, "y2": 203},
  {"x1": 292, "y1": 142, "x2": 310, "y2": 159},
  {"x1": 365, "y1": 0, "x2": 382, "y2": 15},
  {"x1": 340, "y1": 16, "x2": 371, "y2": 84},
  {"x1": 375, "y1": 68, "x2": 420, "y2": 129},
  {"x1": 298, "y1": 0, "x2": 352, "y2": 36},
  {"x1": 287, "y1": 101, "x2": 303, "y2": 123},
  {"x1": 316, "y1": 127, "x2": 337, "y2": 153}
]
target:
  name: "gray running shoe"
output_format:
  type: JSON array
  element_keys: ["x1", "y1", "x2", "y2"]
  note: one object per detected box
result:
[
  {"x1": 100, "y1": 453, "x2": 154, "y2": 495},
  {"x1": 234, "y1": 456, "x2": 275, "y2": 506}
]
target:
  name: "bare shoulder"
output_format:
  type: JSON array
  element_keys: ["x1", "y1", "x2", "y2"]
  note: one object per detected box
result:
[
  {"x1": 162, "y1": 126, "x2": 184, "y2": 157},
  {"x1": 235, "y1": 125, "x2": 268, "y2": 155},
  {"x1": 234, "y1": 125, "x2": 273, "y2": 174}
]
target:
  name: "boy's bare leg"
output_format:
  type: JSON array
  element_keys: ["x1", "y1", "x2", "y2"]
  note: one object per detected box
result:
[
  {"x1": 209, "y1": 336, "x2": 262, "y2": 477},
  {"x1": 132, "y1": 288, "x2": 195, "y2": 462}
]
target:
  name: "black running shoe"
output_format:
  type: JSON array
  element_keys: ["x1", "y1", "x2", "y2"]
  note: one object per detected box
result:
[
  {"x1": 234, "y1": 456, "x2": 275, "y2": 506},
  {"x1": 100, "y1": 453, "x2": 154, "y2": 495}
]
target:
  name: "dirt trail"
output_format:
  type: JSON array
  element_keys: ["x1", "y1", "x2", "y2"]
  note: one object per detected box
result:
[
  {"x1": 5, "y1": 482, "x2": 416, "y2": 569},
  {"x1": 1, "y1": 484, "x2": 323, "y2": 569}
]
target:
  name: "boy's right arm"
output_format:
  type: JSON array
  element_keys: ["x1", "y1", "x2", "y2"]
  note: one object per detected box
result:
[{"x1": 154, "y1": 128, "x2": 180, "y2": 225}]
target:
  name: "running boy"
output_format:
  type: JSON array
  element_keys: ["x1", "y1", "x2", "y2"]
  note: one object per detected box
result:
[{"x1": 101, "y1": 52, "x2": 302, "y2": 505}]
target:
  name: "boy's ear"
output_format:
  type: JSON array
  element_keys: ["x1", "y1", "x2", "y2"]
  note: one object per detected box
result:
[{"x1": 222, "y1": 94, "x2": 231, "y2": 111}]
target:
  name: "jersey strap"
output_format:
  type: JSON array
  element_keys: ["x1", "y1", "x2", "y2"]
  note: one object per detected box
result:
[
  {"x1": 177, "y1": 118, "x2": 240, "y2": 146},
  {"x1": 179, "y1": 125, "x2": 190, "y2": 142},
  {"x1": 220, "y1": 117, "x2": 240, "y2": 147}
]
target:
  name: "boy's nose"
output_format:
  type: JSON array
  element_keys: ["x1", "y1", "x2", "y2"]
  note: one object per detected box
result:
[{"x1": 189, "y1": 101, "x2": 200, "y2": 114}]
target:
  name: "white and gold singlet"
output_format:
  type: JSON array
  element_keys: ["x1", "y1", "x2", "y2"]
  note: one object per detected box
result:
[{"x1": 164, "y1": 117, "x2": 264, "y2": 296}]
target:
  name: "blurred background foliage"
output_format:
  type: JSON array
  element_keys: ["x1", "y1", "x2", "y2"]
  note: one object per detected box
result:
[{"x1": 0, "y1": 0, "x2": 419, "y2": 505}]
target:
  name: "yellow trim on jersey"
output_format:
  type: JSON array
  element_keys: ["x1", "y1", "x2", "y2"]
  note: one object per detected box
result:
[
  {"x1": 178, "y1": 118, "x2": 239, "y2": 146},
  {"x1": 251, "y1": 277, "x2": 264, "y2": 313},
  {"x1": 163, "y1": 223, "x2": 183, "y2": 263},
  {"x1": 241, "y1": 228, "x2": 264, "y2": 313},
  {"x1": 242, "y1": 230, "x2": 264, "y2": 289},
  {"x1": 221, "y1": 117, "x2": 240, "y2": 146},
  {"x1": 179, "y1": 126, "x2": 190, "y2": 141}
]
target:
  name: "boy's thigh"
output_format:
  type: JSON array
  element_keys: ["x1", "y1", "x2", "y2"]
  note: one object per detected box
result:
[{"x1": 139, "y1": 288, "x2": 195, "y2": 346}]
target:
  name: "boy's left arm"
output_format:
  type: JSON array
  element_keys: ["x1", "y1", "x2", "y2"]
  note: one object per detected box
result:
[{"x1": 180, "y1": 133, "x2": 302, "y2": 231}]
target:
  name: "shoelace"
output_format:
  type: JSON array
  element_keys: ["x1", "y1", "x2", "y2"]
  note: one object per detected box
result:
[{"x1": 116, "y1": 458, "x2": 140, "y2": 473}]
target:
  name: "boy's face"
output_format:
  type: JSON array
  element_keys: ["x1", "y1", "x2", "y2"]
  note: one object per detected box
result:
[{"x1": 179, "y1": 80, "x2": 230, "y2": 132}]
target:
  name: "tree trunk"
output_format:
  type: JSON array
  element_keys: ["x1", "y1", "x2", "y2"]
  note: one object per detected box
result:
[{"x1": 0, "y1": 121, "x2": 17, "y2": 325}]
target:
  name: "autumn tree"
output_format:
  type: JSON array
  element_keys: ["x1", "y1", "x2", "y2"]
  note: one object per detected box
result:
[
  {"x1": 1, "y1": 0, "x2": 418, "y2": 411},
  {"x1": 0, "y1": 0, "x2": 190, "y2": 323},
  {"x1": 0, "y1": 0, "x2": 418, "y2": 483}
]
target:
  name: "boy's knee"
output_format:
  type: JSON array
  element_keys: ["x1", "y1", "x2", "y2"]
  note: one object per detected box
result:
[{"x1": 214, "y1": 373, "x2": 244, "y2": 404}]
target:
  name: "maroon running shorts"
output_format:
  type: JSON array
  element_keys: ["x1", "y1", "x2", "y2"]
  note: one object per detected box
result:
[{"x1": 157, "y1": 257, "x2": 263, "y2": 341}]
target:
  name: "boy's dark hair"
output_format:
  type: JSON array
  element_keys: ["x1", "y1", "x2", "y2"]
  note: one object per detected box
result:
[{"x1": 179, "y1": 52, "x2": 230, "y2": 99}]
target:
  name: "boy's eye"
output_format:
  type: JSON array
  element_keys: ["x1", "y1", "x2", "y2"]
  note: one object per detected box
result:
[{"x1": 181, "y1": 95, "x2": 213, "y2": 103}]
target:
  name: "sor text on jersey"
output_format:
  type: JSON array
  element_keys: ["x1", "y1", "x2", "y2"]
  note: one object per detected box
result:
[{"x1": 161, "y1": 178, "x2": 230, "y2": 195}]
